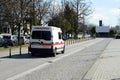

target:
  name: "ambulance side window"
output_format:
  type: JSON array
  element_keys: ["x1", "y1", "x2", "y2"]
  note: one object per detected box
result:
[{"x1": 58, "y1": 32, "x2": 62, "y2": 39}]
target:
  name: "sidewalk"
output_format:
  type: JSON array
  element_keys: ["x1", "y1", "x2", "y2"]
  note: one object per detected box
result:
[
  {"x1": 0, "y1": 45, "x2": 28, "y2": 58},
  {"x1": 84, "y1": 39, "x2": 120, "y2": 80}
]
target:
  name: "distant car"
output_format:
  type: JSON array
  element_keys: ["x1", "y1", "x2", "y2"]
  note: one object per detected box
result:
[
  {"x1": 19, "y1": 36, "x2": 29, "y2": 44},
  {"x1": 0, "y1": 37, "x2": 5, "y2": 47},
  {"x1": 20, "y1": 36, "x2": 25, "y2": 44},
  {"x1": 1, "y1": 34, "x2": 18, "y2": 46},
  {"x1": 24, "y1": 36, "x2": 30, "y2": 44},
  {"x1": 115, "y1": 34, "x2": 120, "y2": 39}
]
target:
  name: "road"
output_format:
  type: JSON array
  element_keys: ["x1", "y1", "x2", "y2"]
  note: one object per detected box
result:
[{"x1": 0, "y1": 38, "x2": 115, "y2": 80}]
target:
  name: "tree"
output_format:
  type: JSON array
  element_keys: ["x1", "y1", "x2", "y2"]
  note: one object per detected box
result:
[
  {"x1": 109, "y1": 28, "x2": 117, "y2": 37},
  {"x1": 48, "y1": 3, "x2": 77, "y2": 34},
  {"x1": 0, "y1": 0, "x2": 53, "y2": 34},
  {"x1": 48, "y1": 15, "x2": 72, "y2": 33},
  {"x1": 35, "y1": 0, "x2": 52, "y2": 25},
  {"x1": 70, "y1": 0, "x2": 92, "y2": 36},
  {"x1": 0, "y1": 1, "x2": 6, "y2": 33},
  {"x1": 0, "y1": 0, "x2": 92, "y2": 37},
  {"x1": 63, "y1": 3, "x2": 77, "y2": 34},
  {"x1": 91, "y1": 27, "x2": 96, "y2": 34},
  {"x1": 2, "y1": 0, "x2": 19, "y2": 34},
  {"x1": 0, "y1": 0, "x2": 32, "y2": 34},
  {"x1": 47, "y1": 0, "x2": 62, "y2": 26}
]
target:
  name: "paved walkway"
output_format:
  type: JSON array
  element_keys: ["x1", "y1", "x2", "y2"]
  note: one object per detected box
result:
[{"x1": 84, "y1": 39, "x2": 120, "y2": 80}]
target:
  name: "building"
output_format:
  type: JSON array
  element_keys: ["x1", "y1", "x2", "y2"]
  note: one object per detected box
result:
[{"x1": 96, "y1": 26, "x2": 110, "y2": 37}]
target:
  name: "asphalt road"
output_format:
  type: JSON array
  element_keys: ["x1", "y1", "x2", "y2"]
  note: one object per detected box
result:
[{"x1": 0, "y1": 38, "x2": 112, "y2": 80}]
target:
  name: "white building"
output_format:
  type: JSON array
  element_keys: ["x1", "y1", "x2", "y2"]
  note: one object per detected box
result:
[{"x1": 96, "y1": 26, "x2": 110, "y2": 37}]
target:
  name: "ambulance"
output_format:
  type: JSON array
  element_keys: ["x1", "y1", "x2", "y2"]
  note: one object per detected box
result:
[{"x1": 28, "y1": 26, "x2": 65, "y2": 57}]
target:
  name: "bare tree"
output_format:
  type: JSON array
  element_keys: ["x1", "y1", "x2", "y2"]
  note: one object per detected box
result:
[
  {"x1": 48, "y1": 0, "x2": 69, "y2": 26},
  {"x1": 70, "y1": 0, "x2": 92, "y2": 36},
  {"x1": 2, "y1": 0, "x2": 19, "y2": 34},
  {"x1": 35, "y1": 0, "x2": 52, "y2": 25},
  {"x1": 0, "y1": 0, "x2": 32, "y2": 34},
  {"x1": 0, "y1": 0, "x2": 53, "y2": 34}
]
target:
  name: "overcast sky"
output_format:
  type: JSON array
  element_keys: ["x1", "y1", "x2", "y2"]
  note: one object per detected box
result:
[{"x1": 88, "y1": 0, "x2": 120, "y2": 26}]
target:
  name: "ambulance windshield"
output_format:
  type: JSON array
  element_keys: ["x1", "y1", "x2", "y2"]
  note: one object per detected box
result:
[{"x1": 32, "y1": 31, "x2": 51, "y2": 40}]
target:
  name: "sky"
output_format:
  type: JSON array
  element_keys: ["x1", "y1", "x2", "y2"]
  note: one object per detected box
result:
[
  {"x1": 88, "y1": 0, "x2": 120, "y2": 26},
  {"x1": 54, "y1": 0, "x2": 120, "y2": 27}
]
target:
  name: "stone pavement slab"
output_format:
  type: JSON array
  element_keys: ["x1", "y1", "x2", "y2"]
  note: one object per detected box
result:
[{"x1": 84, "y1": 39, "x2": 120, "y2": 80}]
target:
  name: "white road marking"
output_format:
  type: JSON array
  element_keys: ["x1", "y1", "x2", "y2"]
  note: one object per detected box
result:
[
  {"x1": 6, "y1": 47, "x2": 85, "y2": 80},
  {"x1": 6, "y1": 63, "x2": 50, "y2": 80},
  {"x1": 49, "y1": 47, "x2": 85, "y2": 63}
]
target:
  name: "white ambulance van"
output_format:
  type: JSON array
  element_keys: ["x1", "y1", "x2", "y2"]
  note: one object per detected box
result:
[{"x1": 28, "y1": 26, "x2": 65, "y2": 57}]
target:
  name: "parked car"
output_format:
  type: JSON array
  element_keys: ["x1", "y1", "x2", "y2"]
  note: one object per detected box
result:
[
  {"x1": 18, "y1": 36, "x2": 28, "y2": 44},
  {"x1": 1, "y1": 34, "x2": 18, "y2": 46},
  {"x1": 0, "y1": 37, "x2": 5, "y2": 47},
  {"x1": 24, "y1": 36, "x2": 30, "y2": 44},
  {"x1": 115, "y1": 34, "x2": 120, "y2": 39},
  {"x1": 20, "y1": 36, "x2": 25, "y2": 44}
]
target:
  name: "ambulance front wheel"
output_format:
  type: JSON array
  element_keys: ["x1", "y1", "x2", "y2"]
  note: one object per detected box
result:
[{"x1": 61, "y1": 46, "x2": 65, "y2": 54}]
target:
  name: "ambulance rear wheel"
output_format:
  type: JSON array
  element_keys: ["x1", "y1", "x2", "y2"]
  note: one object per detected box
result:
[
  {"x1": 52, "y1": 48, "x2": 57, "y2": 57},
  {"x1": 31, "y1": 52, "x2": 35, "y2": 56},
  {"x1": 53, "y1": 52, "x2": 56, "y2": 57}
]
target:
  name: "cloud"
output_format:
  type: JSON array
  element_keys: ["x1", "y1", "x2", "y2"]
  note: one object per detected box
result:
[
  {"x1": 92, "y1": 13, "x2": 109, "y2": 20},
  {"x1": 109, "y1": 8, "x2": 120, "y2": 15}
]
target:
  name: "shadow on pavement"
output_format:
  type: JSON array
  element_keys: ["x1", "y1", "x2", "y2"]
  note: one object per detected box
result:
[{"x1": 0, "y1": 53, "x2": 52, "y2": 59}]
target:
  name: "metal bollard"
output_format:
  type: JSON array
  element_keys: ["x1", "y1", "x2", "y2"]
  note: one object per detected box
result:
[
  {"x1": 20, "y1": 44, "x2": 21, "y2": 55},
  {"x1": 9, "y1": 47, "x2": 11, "y2": 58},
  {"x1": 28, "y1": 47, "x2": 30, "y2": 54}
]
